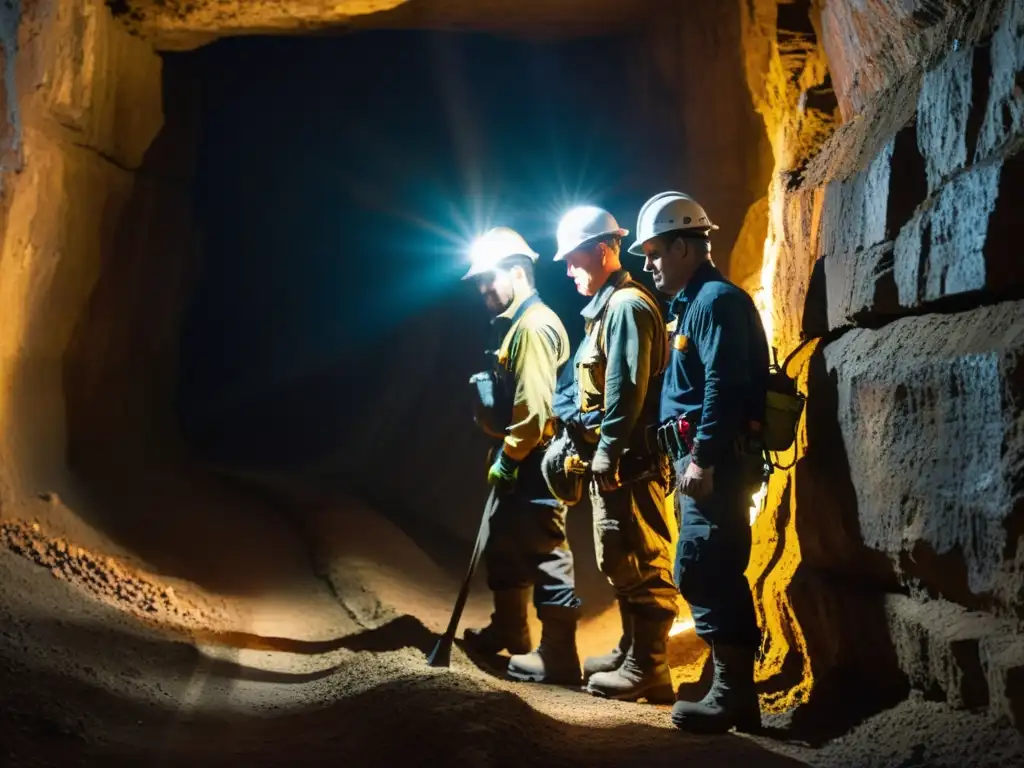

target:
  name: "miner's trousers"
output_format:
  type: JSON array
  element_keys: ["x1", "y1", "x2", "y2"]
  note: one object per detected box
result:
[
  {"x1": 673, "y1": 453, "x2": 762, "y2": 649},
  {"x1": 588, "y1": 454, "x2": 677, "y2": 618},
  {"x1": 484, "y1": 447, "x2": 579, "y2": 610}
]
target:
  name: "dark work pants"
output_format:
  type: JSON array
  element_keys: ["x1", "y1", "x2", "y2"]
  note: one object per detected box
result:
[
  {"x1": 673, "y1": 454, "x2": 762, "y2": 649},
  {"x1": 484, "y1": 447, "x2": 579, "y2": 610},
  {"x1": 589, "y1": 455, "x2": 677, "y2": 617}
]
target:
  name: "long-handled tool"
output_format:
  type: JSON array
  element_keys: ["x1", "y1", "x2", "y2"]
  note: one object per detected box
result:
[{"x1": 427, "y1": 488, "x2": 497, "y2": 667}]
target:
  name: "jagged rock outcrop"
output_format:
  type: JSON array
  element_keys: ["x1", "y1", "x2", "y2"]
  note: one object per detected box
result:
[
  {"x1": 745, "y1": 0, "x2": 1024, "y2": 731},
  {"x1": 0, "y1": 0, "x2": 164, "y2": 509},
  {"x1": 109, "y1": 0, "x2": 661, "y2": 51}
]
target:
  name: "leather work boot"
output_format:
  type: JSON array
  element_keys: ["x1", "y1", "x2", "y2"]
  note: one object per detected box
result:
[
  {"x1": 506, "y1": 606, "x2": 582, "y2": 686},
  {"x1": 583, "y1": 598, "x2": 632, "y2": 682},
  {"x1": 671, "y1": 643, "x2": 761, "y2": 733},
  {"x1": 585, "y1": 608, "x2": 674, "y2": 703},
  {"x1": 463, "y1": 588, "x2": 531, "y2": 655}
]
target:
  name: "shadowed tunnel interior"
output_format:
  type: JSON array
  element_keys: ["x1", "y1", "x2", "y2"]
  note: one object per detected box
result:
[{"x1": 173, "y1": 30, "x2": 683, "y2": 547}]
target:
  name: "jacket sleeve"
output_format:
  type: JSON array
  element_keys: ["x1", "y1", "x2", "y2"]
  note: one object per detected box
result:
[
  {"x1": 502, "y1": 321, "x2": 563, "y2": 461},
  {"x1": 690, "y1": 292, "x2": 752, "y2": 468},
  {"x1": 594, "y1": 293, "x2": 656, "y2": 465}
]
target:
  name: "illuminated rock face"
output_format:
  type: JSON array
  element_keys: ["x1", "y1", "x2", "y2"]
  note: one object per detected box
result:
[
  {"x1": 743, "y1": 0, "x2": 1024, "y2": 732},
  {"x1": 108, "y1": 0, "x2": 659, "y2": 51},
  {"x1": 0, "y1": 0, "x2": 168, "y2": 510}
]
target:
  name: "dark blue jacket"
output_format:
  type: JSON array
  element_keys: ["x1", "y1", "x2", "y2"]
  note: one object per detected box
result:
[{"x1": 659, "y1": 261, "x2": 769, "y2": 468}]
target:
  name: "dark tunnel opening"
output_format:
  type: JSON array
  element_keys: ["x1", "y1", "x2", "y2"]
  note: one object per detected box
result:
[{"x1": 170, "y1": 30, "x2": 687, "y2": 546}]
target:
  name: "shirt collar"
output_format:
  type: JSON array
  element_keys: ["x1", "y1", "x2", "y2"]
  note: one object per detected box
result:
[
  {"x1": 581, "y1": 268, "x2": 631, "y2": 321},
  {"x1": 669, "y1": 260, "x2": 719, "y2": 316},
  {"x1": 496, "y1": 288, "x2": 537, "y2": 321}
]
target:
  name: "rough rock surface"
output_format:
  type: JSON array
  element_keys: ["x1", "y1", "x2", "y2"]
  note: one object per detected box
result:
[
  {"x1": 643, "y1": 0, "x2": 773, "y2": 278},
  {"x1": 743, "y1": 0, "x2": 1024, "y2": 734},
  {"x1": 0, "y1": 0, "x2": 163, "y2": 508},
  {"x1": 824, "y1": 302, "x2": 1024, "y2": 613},
  {"x1": 811, "y1": 0, "x2": 1024, "y2": 331},
  {"x1": 0, "y1": 517, "x2": 228, "y2": 627},
  {"x1": 885, "y1": 594, "x2": 1019, "y2": 711},
  {"x1": 820, "y1": 0, "x2": 1006, "y2": 120},
  {"x1": 111, "y1": 0, "x2": 662, "y2": 50},
  {"x1": 3, "y1": 500, "x2": 1022, "y2": 767}
]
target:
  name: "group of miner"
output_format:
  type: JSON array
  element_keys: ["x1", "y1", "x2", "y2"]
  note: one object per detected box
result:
[{"x1": 462, "y1": 192, "x2": 770, "y2": 734}]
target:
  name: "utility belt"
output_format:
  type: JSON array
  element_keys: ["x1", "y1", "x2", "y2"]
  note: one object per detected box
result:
[
  {"x1": 653, "y1": 416, "x2": 773, "y2": 481},
  {"x1": 541, "y1": 419, "x2": 665, "y2": 506}
]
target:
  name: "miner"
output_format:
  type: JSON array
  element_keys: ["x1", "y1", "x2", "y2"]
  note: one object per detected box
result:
[
  {"x1": 630, "y1": 191, "x2": 770, "y2": 733},
  {"x1": 548, "y1": 205, "x2": 677, "y2": 704},
  {"x1": 461, "y1": 226, "x2": 584, "y2": 685}
]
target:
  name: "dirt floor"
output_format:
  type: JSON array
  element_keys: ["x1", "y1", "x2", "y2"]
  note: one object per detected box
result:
[{"x1": 0, "y1": 499, "x2": 1022, "y2": 768}]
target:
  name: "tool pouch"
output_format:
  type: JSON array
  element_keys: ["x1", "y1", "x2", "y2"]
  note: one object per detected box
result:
[
  {"x1": 541, "y1": 428, "x2": 586, "y2": 507},
  {"x1": 762, "y1": 344, "x2": 808, "y2": 452}
]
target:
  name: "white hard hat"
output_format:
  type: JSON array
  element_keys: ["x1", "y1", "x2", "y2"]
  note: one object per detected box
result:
[
  {"x1": 553, "y1": 205, "x2": 629, "y2": 262},
  {"x1": 627, "y1": 191, "x2": 719, "y2": 256},
  {"x1": 462, "y1": 226, "x2": 540, "y2": 279}
]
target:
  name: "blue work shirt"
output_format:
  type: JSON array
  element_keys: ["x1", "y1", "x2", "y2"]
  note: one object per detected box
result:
[{"x1": 659, "y1": 261, "x2": 769, "y2": 468}]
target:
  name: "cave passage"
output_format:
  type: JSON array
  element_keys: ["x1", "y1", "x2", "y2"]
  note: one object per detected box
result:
[
  {"x1": 3, "y1": 2, "x2": 1024, "y2": 766},
  {"x1": 173, "y1": 29, "x2": 682, "y2": 542}
]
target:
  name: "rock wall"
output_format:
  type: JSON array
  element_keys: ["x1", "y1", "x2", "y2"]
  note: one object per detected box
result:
[
  {"x1": 0, "y1": 1, "x2": 313, "y2": 594},
  {"x1": 744, "y1": 0, "x2": 1024, "y2": 732},
  {"x1": 110, "y1": 0, "x2": 662, "y2": 51},
  {"x1": 0, "y1": 0, "x2": 164, "y2": 517},
  {"x1": 638, "y1": 0, "x2": 775, "y2": 279}
]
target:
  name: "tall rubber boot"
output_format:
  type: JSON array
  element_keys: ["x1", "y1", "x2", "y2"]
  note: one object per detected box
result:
[
  {"x1": 506, "y1": 605, "x2": 581, "y2": 686},
  {"x1": 463, "y1": 588, "x2": 531, "y2": 655},
  {"x1": 585, "y1": 608, "x2": 674, "y2": 703},
  {"x1": 582, "y1": 598, "x2": 631, "y2": 682},
  {"x1": 671, "y1": 643, "x2": 761, "y2": 733}
]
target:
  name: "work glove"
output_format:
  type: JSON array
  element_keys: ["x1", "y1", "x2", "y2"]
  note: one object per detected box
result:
[
  {"x1": 590, "y1": 449, "x2": 621, "y2": 493},
  {"x1": 679, "y1": 461, "x2": 714, "y2": 501},
  {"x1": 487, "y1": 448, "x2": 520, "y2": 494}
]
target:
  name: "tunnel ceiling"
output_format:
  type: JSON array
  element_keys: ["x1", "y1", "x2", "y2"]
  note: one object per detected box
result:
[{"x1": 111, "y1": 0, "x2": 663, "y2": 50}]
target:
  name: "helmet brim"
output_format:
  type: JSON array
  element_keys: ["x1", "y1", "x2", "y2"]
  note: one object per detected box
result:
[
  {"x1": 553, "y1": 227, "x2": 629, "y2": 261},
  {"x1": 627, "y1": 224, "x2": 720, "y2": 257},
  {"x1": 462, "y1": 250, "x2": 540, "y2": 278}
]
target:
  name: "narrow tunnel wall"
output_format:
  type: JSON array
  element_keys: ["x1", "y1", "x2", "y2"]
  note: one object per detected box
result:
[
  {"x1": 639, "y1": 0, "x2": 775, "y2": 285},
  {"x1": 0, "y1": 0, "x2": 163, "y2": 532},
  {"x1": 0, "y1": 1, "x2": 314, "y2": 596},
  {"x1": 743, "y1": 0, "x2": 1024, "y2": 732}
]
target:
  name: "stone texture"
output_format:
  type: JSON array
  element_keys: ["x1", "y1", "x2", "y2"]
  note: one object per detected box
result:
[
  {"x1": 747, "y1": 344, "x2": 903, "y2": 720},
  {"x1": 981, "y1": 634, "x2": 1024, "y2": 729},
  {"x1": 800, "y1": 71, "x2": 923, "y2": 189},
  {"x1": 113, "y1": 0, "x2": 662, "y2": 51},
  {"x1": 823, "y1": 302, "x2": 1024, "y2": 611},
  {"x1": 642, "y1": 0, "x2": 774, "y2": 276},
  {"x1": 820, "y1": 138, "x2": 893, "y2": 260},
  {"x1": 893, "y1": 150, "x2": 1024, "y2": 307},
  {"x1": 760, "y1": 180, "x2": 824, "y2": 358},
  {"x1": 815, "y1": 1, "x2": 1024, "y2": 327},
  {"x1": 917, "y1": 44, "x2": 981, "y2": 192},
  {"x1": 977, "y1": 0, "x2": 1024, "y2": 160},
  {"x1": 742, "y1": 0, "x2": 836, "y2": 172},
  {"x1": 0, "y1": 127, "x2": 135, "y2": 497},
  {"x1": 820, "y1": 0, "x2": 1004, "y2": 120},
  {"x1": 0, "y1": 0, "x2": 164, "y2": 504},
  {"x1": 729, "y1": 196, "x2": 770, "y2": 296},
  {"x1": 886, "y1": 594, "x2": 1016, "y2": 709},
  {"x1": 26, "y1": 0, "x2": 163, "y2": 169},
  {"x1": 825, "y1": 242, "x2": 899, "y2": 329}
]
